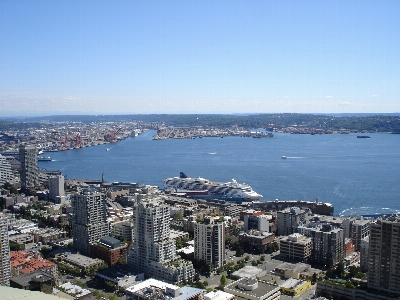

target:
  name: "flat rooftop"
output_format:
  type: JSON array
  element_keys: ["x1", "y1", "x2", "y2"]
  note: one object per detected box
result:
[{"x1": 224, "y1": 278, "x2": 280, "y2": 299}]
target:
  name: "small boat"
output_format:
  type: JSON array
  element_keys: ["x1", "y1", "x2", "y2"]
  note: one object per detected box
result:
[
  {"x1": 281, "y1": 156, "x2": 287, "y2": 159},
  {"x1": 38, "y1": 156, "x2": 52, "y2": 161},
  {"x1": 106, "y1": 148, "x2": 110, "y2": 151},
  {"x1": 357, "y1": 136, "x2": 371, "y2": 138}
]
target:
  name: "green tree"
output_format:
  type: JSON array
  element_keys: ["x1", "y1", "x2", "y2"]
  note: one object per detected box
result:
[
  {"x1": 260, "y1": 255, "x2": 265, "y2": 261},
  {"x1": 176, "y1": 239, "x2": 183, "y2": 249},
  {"x1": 337, "y1": 260, "x2": 345, "y2": 277},
  {"x1": 235, "y1": 242, "x2": 244, "y2": 257},
  {"x1": 220, "y1": 274, "x2": 228, "y2": 287},
  {"x1": 2, "y1": 182, "x2": 18, "y2": 194},
  {"x1": 312, "y1": 273, "x2": 317, "y2": 284},
  {"x1": 173, "y1": 212, "x2": 184, "y2": 220},
  {"x1": 10, "y1": 241, "x2": 25, "y2": 251},
  {"x1": 345, "y1": 281, "x2": 355, "y2": 289}
]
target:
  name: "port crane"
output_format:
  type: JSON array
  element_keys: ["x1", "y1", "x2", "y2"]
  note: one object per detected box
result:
[{"x1": 104, "y1": 127, "x2": 122, "y2": 142}]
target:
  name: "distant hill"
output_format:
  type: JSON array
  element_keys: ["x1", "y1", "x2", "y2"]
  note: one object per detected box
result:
[{"x1": 1, "y1": 113, "x2": 400, "y2": 133}]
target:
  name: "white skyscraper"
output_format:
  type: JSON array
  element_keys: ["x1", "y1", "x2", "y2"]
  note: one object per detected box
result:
[
  {"x1": 129, "y1": 197, "x2": 194, "y2": 284},
  {"x1": 0, "y1": 213, "x2": 11, "y2": 286}
]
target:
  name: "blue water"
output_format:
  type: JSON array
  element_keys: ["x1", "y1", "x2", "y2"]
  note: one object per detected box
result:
[{"x1": 40, "y1": 131, "x2": 400, "y2": 216}]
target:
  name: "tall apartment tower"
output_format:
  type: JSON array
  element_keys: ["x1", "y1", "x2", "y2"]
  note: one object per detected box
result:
[
  {"x1": 71, "y1": 191, "x2": 110, "y2": 256},
  {"x1": 194, "y1": 216, "x2": 225, "y2": 268},
  {"x1": 49, "y1": 175, "x2": 65, "y2": 201},
  {"x1": 298, "y1": 224, "x2": 344, "y2": 266},
  {"x1": 129, "y1": 198, "x2": 195, "y2": 284},
  {"x1": 0, "y1": 154, "x2": 13, "y2": 186},
  {"x1": 0, "y1": 213, "x2": 11, "y2": 286},
  {"x1": 368, "y1": 215, "x2": 400, "y2": 295},
  {"x1": 19, "y1": 145, "x2": 39, "y2": 189},
  {"x1": 350, "y1": 219, "x2": 371, "y2": 251},
  {"x1": 277, "y1": 207, "x2": 307, "y2": 236}
]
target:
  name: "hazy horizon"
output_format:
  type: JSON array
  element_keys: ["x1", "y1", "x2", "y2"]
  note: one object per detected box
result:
[{"x1": 1, "y1": 1, "x2": 399, "y2": 115}]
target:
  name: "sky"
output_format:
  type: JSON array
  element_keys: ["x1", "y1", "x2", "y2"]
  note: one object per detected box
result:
[{"x1": 0, "y1": 0, "x2": 399, "y2": 116}]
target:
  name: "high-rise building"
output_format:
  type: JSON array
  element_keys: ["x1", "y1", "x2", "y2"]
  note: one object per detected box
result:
[
  {"x1": 280, "y1": 233, "x2": 312, "y2": 262},
  {"x1": 194, "y1": 216, "x2": 225, "y2": 268},
  {"x1": 277, "y1": 207, "x2": 307, "y2": 236},
  {"x1": 19, "y1": 145, "x2": 39, "y2": 189},
  {"x1": 128, "y1": 197, "x2": 194, "y2": 284},
  {"x1": 48, "y1": 175, "x2": 65, "y2": 201},
  {"x1": 71, "y1": 191, "x2": 110, "y2": 256},
  {"x1": 0, "y1": 154, "x2": 13, "y2": 186},
  {"x1": 298, "y1": 223, "x2": 344, "y2": 266},
  {"x1": 0, "y1": 213, "x2": 11, "y2": 286},
  {"x1": 368, "y1": 215, "x2": 400, "y2": 295},
  {"x1": 350, "y1": 219, "x2": 371, "y2": 251},
  {"x1": 360, "y1": 236, "x2": 369, "y2": 273},
  {"x1": 244, "y1": 214, "x2": 270, "y2": 232}
]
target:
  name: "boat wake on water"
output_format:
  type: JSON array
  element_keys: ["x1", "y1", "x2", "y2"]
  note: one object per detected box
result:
[{"x1": 339, "y1": 207, "x2": 400, "y2": 218}]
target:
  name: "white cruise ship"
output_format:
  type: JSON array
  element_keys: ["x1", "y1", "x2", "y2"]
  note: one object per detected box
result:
[{"x1": 163, "y1": 172, "x2": 262, "y2": 203}]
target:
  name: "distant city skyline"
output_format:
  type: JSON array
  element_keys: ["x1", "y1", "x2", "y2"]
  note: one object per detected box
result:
[{"x1": 1, "y1": 1, "x2": 399, "y2": 116}]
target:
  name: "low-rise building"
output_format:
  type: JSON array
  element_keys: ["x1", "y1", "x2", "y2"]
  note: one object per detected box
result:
[
  {"x1": 58, "y1": 282, "x2": 91, "y2": 300},
  {"x1": 10, "y1": 251, "x2": 57, "y2": 278},
  {"x1": 126, "y1": 278, "x2": 203, "y2": 300},
  {"x1": 238, "y1": 230, "x2": 275, "y2": 254},
  {"x1": 274, "y1": 262, "x2": 322, "y2": 281},
  {"x1": 32, "y1": 228, "x2": 67, "y2": 245},
  {"x1": 280, "y1": 278, "x2": 311, "y2": 296},
  {"x1": 89, "y1": 236, "x2": 128, "y2": 267},
  {"x1": 204, "y1": 290, "x2": 234, "y2": 300},
  {"x1": 61, "y1": 253, "x2": 104, "y2": 271},
  {"x1": 223, "y1": 278, "x2": 281, "y2": 300},
  {"x1": 231, "y1": 266, "x2": 266, "y2": 280},
  {"x1": 10, "y1": 271, "x2": 56, "y2": 293},
  {"x1": 94, "y1": 265, "x2": 144, "y2": 289}
]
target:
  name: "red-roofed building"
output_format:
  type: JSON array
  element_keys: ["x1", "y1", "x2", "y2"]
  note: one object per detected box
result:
[{"x1": 10, "y1": 251, "x2": 57, "y2": 278}]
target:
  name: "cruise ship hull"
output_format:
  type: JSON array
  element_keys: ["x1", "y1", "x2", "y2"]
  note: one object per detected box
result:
[{"x1": 164, "y1": 172, "x2": 262, "y2": 204}]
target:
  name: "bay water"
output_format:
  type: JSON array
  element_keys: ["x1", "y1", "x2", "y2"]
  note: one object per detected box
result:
[{"x1": 40, "y1": 131, "x2": 400, "y2": 216}]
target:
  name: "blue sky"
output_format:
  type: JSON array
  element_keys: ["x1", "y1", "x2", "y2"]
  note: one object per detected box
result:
[{"x1": 0, "y1": 0, "x2": 399, "y2": 116}]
